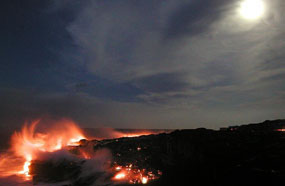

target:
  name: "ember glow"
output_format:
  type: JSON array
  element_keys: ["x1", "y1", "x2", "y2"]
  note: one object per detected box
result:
[
  {"x1": 114, "y1": 171, "x2": 127, "y2": 179},
  {"x1": 142, "y1": 177, "x2": 148, "y2": 184},
  {"x1": 112, "y1": 163, "x2": 161, "y2": 184}
]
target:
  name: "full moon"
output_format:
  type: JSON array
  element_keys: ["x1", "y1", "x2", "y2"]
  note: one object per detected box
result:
[{"x1": 239, "y1": 0, "x2": 265, "y2": 20}]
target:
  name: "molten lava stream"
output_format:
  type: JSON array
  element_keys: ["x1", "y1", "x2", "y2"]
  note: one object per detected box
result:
[{"x1": 18, "y1": 156, "x2": 32, "y2": 179}]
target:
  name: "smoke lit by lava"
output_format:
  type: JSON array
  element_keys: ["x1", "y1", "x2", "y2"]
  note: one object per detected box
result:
[{"x1": 0, "y1": 119, "x2": 162, "y2": 185}]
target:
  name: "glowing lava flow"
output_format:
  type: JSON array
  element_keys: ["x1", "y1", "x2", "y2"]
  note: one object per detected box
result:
[
  {"x1": 0, "y1": 119, "x2": 86, "y2": 180},
  {"x1": 142, "y1": 177, "x2": 148, "y2": 184},
  {"x1": 0, "y1": 120, "x2": 163, "y2": 185},
  {"x1": 122, "y1": 132, "x2": 153, "y2": 138},
  {"x1": 112, "y1": 164, "x2": 161, "y2": 184},
  {"x1": 115, "y1": 171, "x2": 126, "y2": 179},
  {"x1": 18, "y1": 156, "x2": 31, "y2": 178},
  {"x1": 119, "y1": 130, "x2": 170, "y2": 138}
]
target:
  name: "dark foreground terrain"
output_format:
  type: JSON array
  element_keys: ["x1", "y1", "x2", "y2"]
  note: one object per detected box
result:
[{"x1": 31, "y1": 119, "x2": 285, "y2": 186}]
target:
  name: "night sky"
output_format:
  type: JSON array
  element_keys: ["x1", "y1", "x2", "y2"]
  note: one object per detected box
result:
[{"x1": 1, "y1": 0, "x2": 284, "y2": 130}]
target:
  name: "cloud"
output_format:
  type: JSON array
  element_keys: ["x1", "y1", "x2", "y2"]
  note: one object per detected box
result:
[
  {"x1": 0, "y1": 88, "x2": 191, "y2": 129},
  {"x1": 66, "y1": 0, "x2": 249, "y2": 85},
  {"x1": 66, "y1": 0, "x2": 244, "y2": 90},
  {"x1": 163, "y1": 0, "x2": 235, "y2": 39},
  {"x1": 1, "y1": 0, "x2": 285, "y2": 132},
  {"x1": 59, "y1": 0, "x2": 285, "y2": 127},
  {"x1": 133, "y1": 72, "x2": 189, "y2": 93}
]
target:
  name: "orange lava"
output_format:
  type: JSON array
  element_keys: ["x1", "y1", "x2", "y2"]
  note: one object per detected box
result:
[
  {"x1": 120, "y1": 132, "x2": 157, "y2": 138},
  {"x1": 0, "y1": 119, "x2": 86, "y2": 180},
  {"x1": 112, "y1": 164, "x2": 160, "y2": 184},
  {"x1": 114, "y1": 171, "x2": 127, "y2": 179},
  {"x1": 0, "y1": 119, "x2": 162, "y2": 185},
  {"x1": 142, "y1": 177, "x2": 148, "y2": 184}
]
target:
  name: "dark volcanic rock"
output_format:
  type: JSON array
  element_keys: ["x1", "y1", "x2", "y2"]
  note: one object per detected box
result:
[{"x1": 30, "y1": 119, "x2": 285, "y2": 186}]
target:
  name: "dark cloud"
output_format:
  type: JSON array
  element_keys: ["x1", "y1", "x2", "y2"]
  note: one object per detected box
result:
[
  {"x1": 164, "y1": 0, "x2": 234, "y2": 39},
  {"x1": 133, "y1": 72, "x2": 189, "y2": 93},
  {"x1": 66, "y1": 78, "x2": 143, "y2": 102},
  {"x1": 0, "y1": 89, "x2": 103, "y2": 129}
]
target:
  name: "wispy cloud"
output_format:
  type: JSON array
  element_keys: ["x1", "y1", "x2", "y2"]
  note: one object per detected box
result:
[{"x1": 1, "y1": 0, "x2": 284, "y2": 130}]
